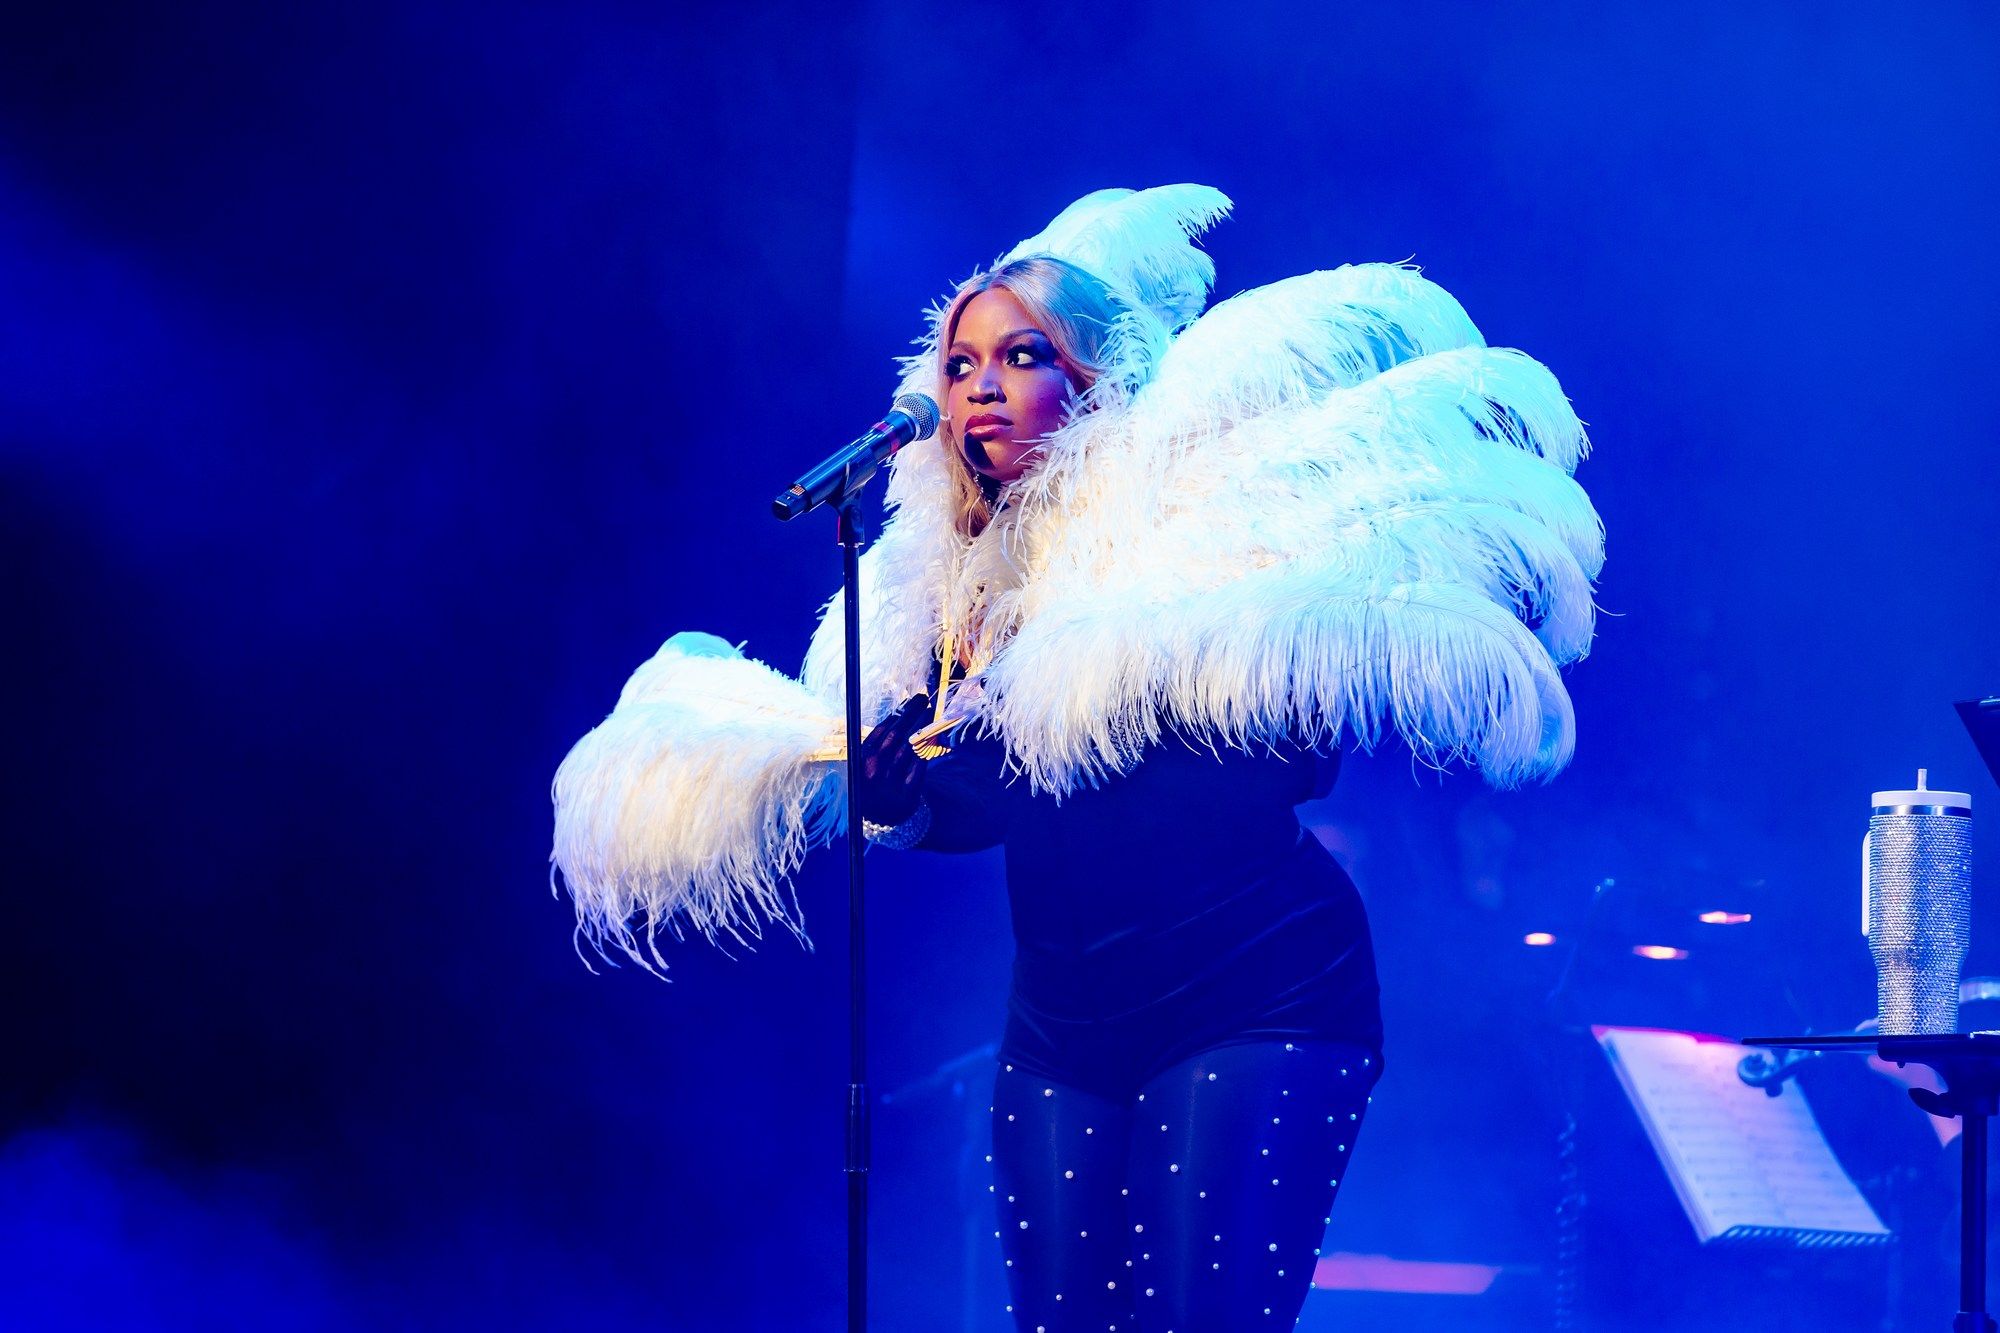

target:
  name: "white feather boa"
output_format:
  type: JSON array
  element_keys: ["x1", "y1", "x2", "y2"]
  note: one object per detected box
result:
[{"x1": 551, "y1": 186, "x2": 1604, "y2": 962}]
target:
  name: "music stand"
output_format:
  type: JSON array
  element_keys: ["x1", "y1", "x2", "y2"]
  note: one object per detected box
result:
[
  {"x1": 1955, "y1": 698, "x2": 2000, "y2": 787},
  {"x1": 1743, "y1": 1032, "x2": 2000, "y2": 1333}
]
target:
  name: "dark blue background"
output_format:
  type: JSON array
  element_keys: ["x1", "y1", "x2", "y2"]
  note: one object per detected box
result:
[{"x1": 3, "y1": 3, "x2": 1995, "y2": 1328}]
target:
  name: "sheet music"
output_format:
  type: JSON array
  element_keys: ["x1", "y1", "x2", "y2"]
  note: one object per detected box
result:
[{"x1": 1595, "y1": 1026, "x2": 1890, "y2": 1245}]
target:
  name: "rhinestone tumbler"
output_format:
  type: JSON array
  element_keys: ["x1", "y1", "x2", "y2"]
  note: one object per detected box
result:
[{"x1": 1864, "y1": 771, "x2": 1974, "y2": 1035}]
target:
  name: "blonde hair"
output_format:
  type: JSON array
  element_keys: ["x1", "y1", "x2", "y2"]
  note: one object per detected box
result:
[{"x1": 936, "y1": 256, "x2": 1129, "y2": 538}]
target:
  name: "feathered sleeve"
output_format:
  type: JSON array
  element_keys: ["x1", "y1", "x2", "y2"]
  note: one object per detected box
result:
[
  {"x1": 549, "y1": 631, "x2": 843, "y2": 964},
  {"x1": 549, "y1": 429, "x2": 952, "y2": 966},
  {"x1": 980, "y1": 264, "x2": 1604, "y2": 792}
]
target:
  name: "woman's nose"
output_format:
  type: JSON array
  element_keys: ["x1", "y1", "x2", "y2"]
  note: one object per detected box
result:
[{"x1": 968, "y1": 367, "x2": 1004, "y2": 402}]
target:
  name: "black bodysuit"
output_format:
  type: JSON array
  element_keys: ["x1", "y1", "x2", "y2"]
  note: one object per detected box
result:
[{"x1": 910, "y1": 729, "x2": 1384, "y2": 1331}]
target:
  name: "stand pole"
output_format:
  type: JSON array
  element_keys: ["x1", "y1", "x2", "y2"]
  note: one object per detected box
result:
[
  {"x1": 1959, "y1": 1109, "x2": 1993, "y2": 1333},
  {"x1": 837, "y1": 501, "x2": 869, "y2": 1333}
]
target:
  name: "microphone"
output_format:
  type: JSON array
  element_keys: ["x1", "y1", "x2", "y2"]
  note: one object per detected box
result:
[{"x1": 772, "y1": 394, "x2": 940, "y2": 521}]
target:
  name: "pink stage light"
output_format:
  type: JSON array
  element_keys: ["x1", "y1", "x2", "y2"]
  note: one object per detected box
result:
[
  {"x1": 1523, "y1": 931, "x2": 1557, "y2": 946},
  {"x1": 1698, "y1": 910, "x2": 1752, "y2": 924},
  {"x1": 1312, "y1": 1253, "x2": 1501, "y2": 1296},
  {"x1": 1632, "y1": 944, "x2": 1690, "y2": 961}
]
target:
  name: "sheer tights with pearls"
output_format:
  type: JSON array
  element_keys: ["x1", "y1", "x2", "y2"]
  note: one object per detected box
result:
[{"x1": 991, "y1": 1039, "x2": 1374, "y2": 1332}]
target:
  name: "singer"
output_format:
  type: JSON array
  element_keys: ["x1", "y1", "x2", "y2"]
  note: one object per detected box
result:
[{"x1": 552, "y1": 185, "x2": 1604, "y2": 1330}]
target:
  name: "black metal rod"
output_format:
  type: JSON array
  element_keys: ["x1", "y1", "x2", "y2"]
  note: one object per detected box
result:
[
  {"x1": 1961, "y1": 1111, "x2": 1990, "y2": 1332},
  {"x1": 837, "y1": 501, "x2": 869, "y2": 1333}
]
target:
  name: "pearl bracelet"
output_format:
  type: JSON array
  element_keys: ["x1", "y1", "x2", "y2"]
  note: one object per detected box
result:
[{"x1": 861, "y1": 798, "x2": 931, "y2": 850}]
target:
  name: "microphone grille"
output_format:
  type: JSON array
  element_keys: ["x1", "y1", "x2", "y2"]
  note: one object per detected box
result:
[{"x1": 893, "y1": 393, "x2": 940, "y2": 440}]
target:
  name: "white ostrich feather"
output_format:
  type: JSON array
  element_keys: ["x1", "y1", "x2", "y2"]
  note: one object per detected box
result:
[
  {"x1": 979, "y1": 569, "x2": 1574, "y2": 791},
  {"x1": 551, "y1": 634, "x2": 842, "y2": 962},
  {"x1": 999, "y1": 184, "x2": 1232, "y2": 332},
  {"x1": 1141, "y1": 264, "x2": 1485, "y2": 436},
  {"x1": 549, "y1": 184, "x2": 1605, "y2": 956}
]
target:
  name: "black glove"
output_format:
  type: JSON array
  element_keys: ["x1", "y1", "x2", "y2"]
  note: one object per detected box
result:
[{"x1": 856, "y1": 694, "x2": 932, "y2": 827}]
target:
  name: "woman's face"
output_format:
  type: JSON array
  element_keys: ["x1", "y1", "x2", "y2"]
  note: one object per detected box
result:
[{"x1": 942, "y1": 288, "x2": 1077, "y2": 486}]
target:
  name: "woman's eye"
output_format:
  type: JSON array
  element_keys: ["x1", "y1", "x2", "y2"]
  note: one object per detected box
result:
[{"x1": 944, "y1": 345, "x2": 1051, "y2": 378}]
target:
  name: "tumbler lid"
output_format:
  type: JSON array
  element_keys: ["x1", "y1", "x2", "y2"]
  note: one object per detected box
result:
[{"x1": 1873, "y1": 768, "x2": 1971, "y2": 812}]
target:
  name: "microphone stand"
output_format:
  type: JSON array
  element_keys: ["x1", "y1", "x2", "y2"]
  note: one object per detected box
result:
[
  {"x1": 774, "y1": 399, "x2": 934, "y2": 1331},
  {"x1": 835, "y1": 498, "x2": 871, "y2": 1333}
]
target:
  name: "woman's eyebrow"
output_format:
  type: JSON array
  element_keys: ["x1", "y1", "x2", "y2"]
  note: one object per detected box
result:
[{"x1": 947, "y1": 328, "x2": 1051, "y2": 352}]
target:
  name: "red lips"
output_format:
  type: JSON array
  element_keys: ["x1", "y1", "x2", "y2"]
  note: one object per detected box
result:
[{"x1": 962, "y1": 413, "x2": 1011, "y2": 434}]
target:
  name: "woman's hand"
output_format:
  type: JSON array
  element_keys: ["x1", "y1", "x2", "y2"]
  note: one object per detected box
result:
[{"x1": 856, "y1": 694, "x2": 933, "y2": 827}]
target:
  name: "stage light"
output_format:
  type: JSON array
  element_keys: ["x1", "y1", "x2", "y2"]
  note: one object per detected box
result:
[
  {"x1": 1698, "y1": 910, "x2": 1752, "y2": 925},
  {"x1": 1632, "y1": 945, "x2": 1689, "y2": 961},
  {"x1": 1523, "y1": 931, "x2": 1557, "y2": 946},
  {"x1": 1312, "y1": 1252, "x2": 1500, "y2": 1296}
]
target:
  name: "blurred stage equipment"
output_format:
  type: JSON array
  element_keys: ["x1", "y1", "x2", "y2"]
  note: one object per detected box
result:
[
  {"x1": 771, "y1": 392, "x2": 940, "y2": 1333},
  {"x1": 1541, "y1": 873, "x2": 1858, "y2": 1330},
  {"x1": 1865, "y1": 770, "x2": 1973, "y2": 1035},
  {"x1": 1542, "y1": 874, "x2": 1781, "y2": 1038}
]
